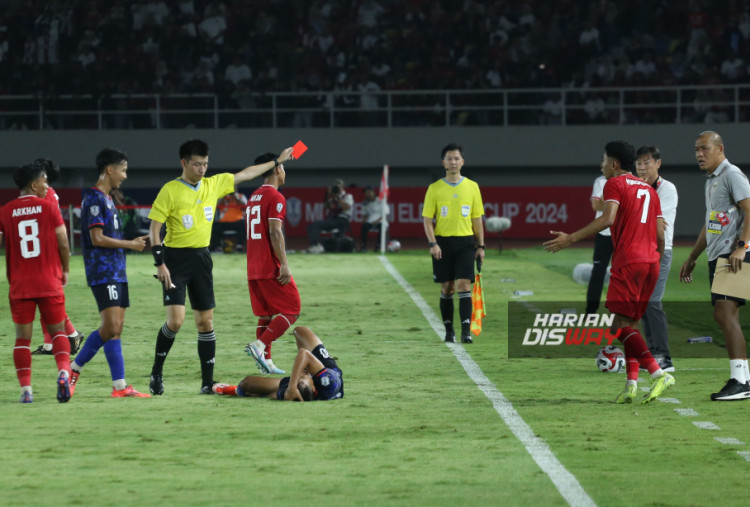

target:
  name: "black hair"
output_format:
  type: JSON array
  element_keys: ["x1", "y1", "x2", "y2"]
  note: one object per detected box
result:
[
  {"x1": 254, "y1": 152, "x2": 279, "y2": 179},
  {"x1": 441, "y1": 142, "x2": 464, "y2": 159},
  {"x1": 604, "y1": 141, "x2": 636, "y2": 171},
  {"x1": 636, "y1": 145, "x2": 661, "y2": 161},
  {"x1": 298, "y1": 382, "x2": 313, "y2": 401},
  {"x1": 34, "y1": 158, "x2": 60, "y2": 184},
  {"x1": 13, "y1": 162, "x2": 46, "y2": 190},
  {"x1": 180, "y1": 139, "x2": 209, "y2": 160},
  {"x1": 95, "y1": 148, "x2": 128, "y2": 174}
]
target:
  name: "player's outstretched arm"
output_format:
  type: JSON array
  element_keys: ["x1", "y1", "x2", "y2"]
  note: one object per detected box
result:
[
  {"x1": 234, "y1": 147, "x2": 294, "y2": 186},
  {"x1": 544, "y1": 202, "x2": 617, "y2": 253},
  {"x1": 55, "y1": 225, "x2": 70, "y2": 287},
  {"x1": 90, "y1": 228, "x2": 148, "y2": 251}
]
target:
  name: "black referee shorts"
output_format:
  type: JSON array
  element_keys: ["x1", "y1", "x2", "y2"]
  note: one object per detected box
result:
[
  {"x1": 163, "y1": 247, "x2": 215, "y2": 310},
  {"x1": 432, "y1": 236, "x2": 475, "y2": 284}
]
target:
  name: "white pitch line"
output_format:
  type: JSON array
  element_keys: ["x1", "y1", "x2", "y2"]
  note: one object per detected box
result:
[
  {"x1": 380, "y1": 256, "x2": 595, "y2": 507},
  {"x1": 739, "y1": 451, "x2": 750, "y2": 462},
  {"x1": 693, "y1": 421, "x2": 721, "y2": 430},
  {"x1": 675, "y1": 408, "x2": 699, "y2": 416},
  {"x1": 715, "y1": 437, "x2": 745, "y2": 445}
]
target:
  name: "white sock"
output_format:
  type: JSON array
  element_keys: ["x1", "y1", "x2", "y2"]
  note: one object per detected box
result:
[
  {"x1": 626, "y1": 379, "x2": 637, "y2": 388},
  {"x1": 58, "y1": 369, "x2": 69, "y2": 379},
  {"x1": 255, "y1": 340, "x2": 266, "y2": 353},
  {"x1": 744, "y1": 360, "x2": 750, "y2": 384},
  {"x1": 42, "y1": 343, "x2": 53, "y2": 351},
  {"x1": 71, "y1": 361, "x2": 82, "y2": 372},
  {"x1": 21, "y1": 386, "x2": 32, "y2": 394},
  {"x1": 729, "y1": 359, "x2": 746, "y2": 383},
  {"x1": 650, "y1": 368, "x2": 664, "y2": 379},
  {"x1": 113, "y1": 379, "x2": 127, "y2": 391}
]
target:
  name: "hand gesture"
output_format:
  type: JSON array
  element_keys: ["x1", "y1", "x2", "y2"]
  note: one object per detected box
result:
[
  {"x1": 130, "y1": 235, "x2": 149, "y2": 252},
  {"x1": 679, "y1": 257, "x2": 696, "y2": 283},
  {"x1": 543, "y1": 231, "x2": 572, "y2": 253}
]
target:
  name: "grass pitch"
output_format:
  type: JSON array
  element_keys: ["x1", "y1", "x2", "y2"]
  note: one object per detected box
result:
[{"x1": 1, "y1": 246, "x2": 749, "y2": 506}]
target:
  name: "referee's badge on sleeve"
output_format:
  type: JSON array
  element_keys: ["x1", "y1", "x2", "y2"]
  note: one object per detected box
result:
[{"x1": 182, "y1": 214, "x2": 194, "y2": 229}]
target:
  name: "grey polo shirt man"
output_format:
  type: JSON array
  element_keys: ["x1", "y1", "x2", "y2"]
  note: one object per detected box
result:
[{"x1": 704, "y1": 159, "x2": 750, "y2": 262}]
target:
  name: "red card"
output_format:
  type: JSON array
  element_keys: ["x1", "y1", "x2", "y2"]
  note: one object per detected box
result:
[{"x1": 292, "y1": 140, "x2": 308, "y2": 159}]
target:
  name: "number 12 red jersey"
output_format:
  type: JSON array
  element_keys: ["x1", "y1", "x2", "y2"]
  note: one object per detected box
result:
[{"x1": 246, "y1": 185, "x2": 286, "y2": 280}]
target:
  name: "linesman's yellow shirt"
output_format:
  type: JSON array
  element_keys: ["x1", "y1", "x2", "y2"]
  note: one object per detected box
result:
[
  {"x1": 149, "y1": 173, "x2": 235, "y2": 248},
  {"x1": 422, "y1": 177, "x2": 484, "y2": 237}
]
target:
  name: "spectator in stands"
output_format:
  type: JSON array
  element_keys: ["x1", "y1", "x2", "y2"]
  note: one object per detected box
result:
[
  {"x1": 224, "y1": 55, "x2": 252, "y2": 87},
  {"x1": 306, "y1": 180, "x2": 353, "y2": 254},
  {"x1": 111, "y1": 188, "x2": 140, "y2": 241},
  {"x1": 359, "y1": 186, "x2": 388, "y2": 252},
  {"x1": 211, "y1": 190, "x2": 248, "y2": 252}
]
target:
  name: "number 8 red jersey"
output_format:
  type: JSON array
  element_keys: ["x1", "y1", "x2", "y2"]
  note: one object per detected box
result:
[
  {"x1": 246, "y1": 184, "x2": 286, "y2": 280},
  {"x1": 603, "y1": 174, "x2": 663, "y2": 269},
  {"x1": 0, "y1": 194, "x2": 65, "y2": 299}
]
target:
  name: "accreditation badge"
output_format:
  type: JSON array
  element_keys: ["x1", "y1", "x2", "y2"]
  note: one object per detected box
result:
[
  {"x1": 204, "y1": 206, "x2": 213, "y2": 222},
  {"x1": 707, "y1": 211, "x2": 729, "y2": 235},
  {"x1": 182, "y1": 214, "x2": 194, "y2": 229},
  {"x1": 441, "y1": 205, "x2": 449, "y2": 217},
  {"x1": 461, "y1": 204, "x2": 471, "y2": 217}
]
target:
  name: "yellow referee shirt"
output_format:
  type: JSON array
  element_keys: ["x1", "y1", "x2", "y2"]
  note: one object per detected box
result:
[
  {"x1": 422, "y1": 177, "x2": 484, "y2": 237},
  {"x1": 149, "y1": 173, "x2": 236, "y2": 248}
]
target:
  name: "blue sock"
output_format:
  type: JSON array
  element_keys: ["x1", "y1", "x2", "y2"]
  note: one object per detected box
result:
[
  {"x1": 103, "y1": 339, "x2": 125, "y2": 382},
  {"x1": 74, "y1": 329, "x2": 104, "y2": 367}
]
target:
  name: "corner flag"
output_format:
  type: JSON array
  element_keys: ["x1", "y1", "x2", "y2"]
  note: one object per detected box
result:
[{"x1": 470, "y1": 257, "x2": 486, "y2": 336}]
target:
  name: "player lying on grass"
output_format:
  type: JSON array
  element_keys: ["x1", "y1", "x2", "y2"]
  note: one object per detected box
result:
[{"x1": 213, "y1": 326, "x2": 343, "y2": 401}]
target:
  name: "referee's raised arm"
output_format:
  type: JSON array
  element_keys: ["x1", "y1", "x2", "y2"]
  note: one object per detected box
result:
[{"x1": 234, "y1": 147, "x2": 294, "y2": 186}]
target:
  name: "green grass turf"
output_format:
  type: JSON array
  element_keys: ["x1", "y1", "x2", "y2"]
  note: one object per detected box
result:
[{"x1": 0, "y1": 246, "x2": 749, "y2": 506}]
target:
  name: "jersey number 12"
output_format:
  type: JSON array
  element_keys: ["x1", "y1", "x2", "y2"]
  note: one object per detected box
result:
[{"x1": 247, "y1": 205, "x2": 262, "y2": 240}]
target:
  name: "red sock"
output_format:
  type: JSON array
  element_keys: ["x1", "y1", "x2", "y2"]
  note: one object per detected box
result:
[
  {"x1": 64, "y1": 316, "x2": 75, "y2": 336},
  {"x1": 14, "y1": 338, "x2": 32, "y2": 387},
  {"x1": 259, "y1": 314, "x2": 298, "y2": 348},
  {"x1": 625, "y1": 358, "x2": 640, "y2": 381},
  {"x1": 51, "y1": 332, "x2": 71, "y2": 374},
  {"x1": 257, "y1": 318, "x2": 272, "y2": 359},
  {"x1": 223, "y1": 385, "x2": 237, "y2": 396},
  {"x1": 41, "y1": 319, "x2": 52, "y2": 345},
  {"x1": 619, "y1": 326, "x2": 659, "y2": 375}
]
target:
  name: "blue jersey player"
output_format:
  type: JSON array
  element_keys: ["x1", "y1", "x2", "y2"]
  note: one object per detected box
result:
[
  {"x1": 69, "y1": 148, "x2": 151, "y2": 398},
  {"x1": 213, "y1": 326, "x2": 344, "y2": 401}
]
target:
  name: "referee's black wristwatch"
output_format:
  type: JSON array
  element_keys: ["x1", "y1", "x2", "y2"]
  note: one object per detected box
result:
[
  {"x1": 428, "y1": 241, "x2": 437, "y2": 248},
  {"x1": 476, "y1": 245, "x2": 486, "y2": 250}
]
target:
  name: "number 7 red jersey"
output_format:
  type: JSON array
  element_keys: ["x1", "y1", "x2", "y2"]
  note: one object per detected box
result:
[
  {"x1": 0, "y1": 194, "x2": 65, "y2": 299},
  {"x1": 602, "y1": 174, "x2": 663, "y2": 269},
  {"x1": 246, "y1": 184, "x2": 286, "y2": 280}
]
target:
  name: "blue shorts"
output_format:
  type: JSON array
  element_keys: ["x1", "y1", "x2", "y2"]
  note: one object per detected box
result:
[{"x1": 91, "y1": 282, "x2": 130, "y2": 312}]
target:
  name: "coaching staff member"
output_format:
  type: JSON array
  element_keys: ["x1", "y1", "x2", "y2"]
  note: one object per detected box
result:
[
  {"x1": 148, "y1": 139, "x2": 294, "y2": 395},
  {"x1": 422, "y1": 143, "x2": 485, "y2": 344}
]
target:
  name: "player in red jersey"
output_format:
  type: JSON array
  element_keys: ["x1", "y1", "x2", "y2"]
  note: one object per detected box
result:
[
  {"x1": 244, "y1": 152, "x2": 301, "y2": 375},
  {"x1": 32, "y1": 158, "x2": 84, "y2": 356},
  {"x1": 0, "y1": 162, "x2": 73, "y2": 403},
  {"x1": 544, "y1": 141, "x2": 675, "y2": 404}
]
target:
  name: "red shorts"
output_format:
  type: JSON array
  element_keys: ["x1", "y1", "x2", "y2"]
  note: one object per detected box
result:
[
  {"x1": 10, "y1": 295, "x2": 67, "y2": 325},
  {"x1": 605, "y1": 262, "x2": 659, "y2": 320},
  {"x1": 248, "y1": 278, "x2": 301, "y2": 316}
]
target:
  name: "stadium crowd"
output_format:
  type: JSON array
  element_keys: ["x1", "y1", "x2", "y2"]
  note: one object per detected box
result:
[{"x1": 0, "y1": 0, "x2": 748, "y2": 125}]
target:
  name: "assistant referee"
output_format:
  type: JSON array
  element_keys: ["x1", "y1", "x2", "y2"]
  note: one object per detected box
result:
[
  {"x1": 148, "y1": 139, "x2": 293, "y2": 395},
  {"x1": 422, "y1": 142, "x2": 485, "y2": 344}
]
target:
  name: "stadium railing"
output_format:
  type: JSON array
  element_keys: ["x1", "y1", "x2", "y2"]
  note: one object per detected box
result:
[{"x1": 3, "y1": 84, "x2": 750, "y2": 130}]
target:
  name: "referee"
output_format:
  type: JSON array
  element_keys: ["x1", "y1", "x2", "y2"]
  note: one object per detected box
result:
[
  {"x1": 422, "y1": 143, "x2": 485, "y2": 344},
  {"x1": 148, "y1": 139, "x2": 294, "y2": 395}
]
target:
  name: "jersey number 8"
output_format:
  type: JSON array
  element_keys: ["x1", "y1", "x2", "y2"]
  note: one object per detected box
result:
[{"x1": 18, "y1": 219, "x2": 41, "y2": 259}]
